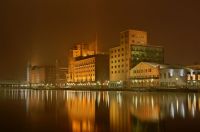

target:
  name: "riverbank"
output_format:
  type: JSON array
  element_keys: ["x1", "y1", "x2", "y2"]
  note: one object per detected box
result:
[{"x1": 1, "y1": 86, "x2": 200, "y2": 93}]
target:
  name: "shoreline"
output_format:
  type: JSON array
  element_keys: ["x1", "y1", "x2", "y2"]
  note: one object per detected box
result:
[{"x1": 1, "y1": 86, "x2": 200, "y2": 93}]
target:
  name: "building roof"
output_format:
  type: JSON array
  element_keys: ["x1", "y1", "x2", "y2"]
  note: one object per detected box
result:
[
  {"x1": 75, "y1": 53, "x2": 108, "y2": 61},
  {"x1": 135, "y1": 62, "x2": 185, "y2": 69},
  {"x1": 131, "y1": 44, "x2": 163, "y2": 48},
  {"x1": 140, "y1": 62, "x2": 168, "y2": 69},
  {"x1": 186, "y1": 65, "x2": 200, "y2": 70}
]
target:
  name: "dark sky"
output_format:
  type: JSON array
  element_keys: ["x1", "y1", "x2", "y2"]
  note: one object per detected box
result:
[{"x1": 0, "y1": 0, "x2": 200, "y2": 80}]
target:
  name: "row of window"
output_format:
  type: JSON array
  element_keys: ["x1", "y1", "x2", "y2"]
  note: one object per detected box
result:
[
  {"x1": 110, "y1": 59, "x2": 126, "y2": 63},
  {"x1": 75, "y1": 59, "x2": 95, "y2": 66},
  {"x1": 111, "y1": 64, "x2": 125, "y2": 69},
  {"x1": 111, "y1": 70, "x2": 128, "y2": 74},
  {"x1": 132, "y1": 69, "x2": 152, "y2": 73},
  {"x1": 75, "y1": 74, "x2": 95, "y2": 78},
  {"x1": 187, "y1": 75, "x2": 200, "y2": 81},
  {"x1": 74, "y1": 69, "x2": 95, "y2": 73},
  {"x1": 75, "y1": 64, "x2": 95, "y2": 69},
  {"x1": 111, "y1": 48, "x2": 124, "y2": 53},
  {"x1": 110, "y1": 53, "x2": 124, "y2": 58}
]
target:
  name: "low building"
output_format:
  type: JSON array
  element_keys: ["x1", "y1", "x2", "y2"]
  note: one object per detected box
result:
[
  {"x1": 130, "y1": 62, "x2": 163, "y2": 87},
  {"x1": 27, "y1": 65, "x2": 56, "y2": 85},
  {"x1": 130, "y1": 62, "x2": 188, "y2": 88},
  {"x1": 56, "y1": 67, "x2": 68, "y2": 85},
  {"x1": 160, "y1": 67, "x2": 187, "y2": 87}
]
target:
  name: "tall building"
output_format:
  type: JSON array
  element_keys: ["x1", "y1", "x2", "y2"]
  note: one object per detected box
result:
[{"x1": 109, "y1": 29, "x2": 164, "y2": 84}]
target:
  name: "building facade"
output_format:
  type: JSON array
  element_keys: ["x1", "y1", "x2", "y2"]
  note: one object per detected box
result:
[
  {"x1": 27, "y1": 65, "x2": 56, "y2": 85},
  {"x1": 130, "y1": 62, "x2": 162, "y2": 87},
  {"x1": 130, "y1": 62, "x2": 188, "y2": 88},
  {"x1": 130, "y1": 45, "x2": 164, "y2": 67},
  {"x1": 186, "y1": 65, "x2": 200, "y2": 87},
  {"x1": 110, "y1": 29, "x2": 148, "y2": 82},
  {"x1": 68, "y1": 54, "x2": 109, "y2": 83},
  {"x1": 109, "y1": 29, "x2": 164, "y2": 84},
  {"x1": 160, "y1": 68, "x2": 187, "y2": 87},
  {"x1": 68, "y1": 42, "x2": 97, "y2": 82}
]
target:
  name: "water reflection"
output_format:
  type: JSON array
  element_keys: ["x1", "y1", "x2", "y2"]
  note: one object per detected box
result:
[{"x1": 1, "y1": 89, "x2": 200, "y2": 131}]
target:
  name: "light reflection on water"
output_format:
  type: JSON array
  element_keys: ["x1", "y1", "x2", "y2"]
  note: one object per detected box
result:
[{"x1": 0, "y1": 88, "x2": 200, "y2": 132}]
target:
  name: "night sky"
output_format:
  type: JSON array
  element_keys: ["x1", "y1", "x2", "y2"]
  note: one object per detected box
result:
[{"x1": 0, "y1": 0, "x2": 200, "y2": 80}]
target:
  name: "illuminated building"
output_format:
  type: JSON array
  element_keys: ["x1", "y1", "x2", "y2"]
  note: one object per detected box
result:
[
  {"x1": 69, "y1": 54, "x2": 109, "y2": 82},
  {"x1": 27, "y1": 65, "x2": 56, "y2": 85},
  {"x1": 68, "y1": 42, "x2": 109, "y2": 83},
  {"x1": 130, "y1": 62, "x2": 187, "y2": 87},
  {"x1": 130, "y1": 62, "x2": 163, "y2": 87},
  {"x1": 68, "y1": 42, "x2": 96, "y2": 82},
  {"x1": 160, "y1": 67, "x2": 187, "y2": 87},
  {"x1": 110, "y1": 30, "x2": 147, "y2": 82},
  {"x1": 109, "y1": 29, "x2": 164, "y2": 86},
  {"x1": 186, "y1": 65, "x2": 200, "y2": 87}
]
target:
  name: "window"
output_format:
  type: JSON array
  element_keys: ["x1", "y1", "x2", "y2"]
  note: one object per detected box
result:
[
  {"x1": 118, "y1": 49, "x2": 120, "y2": 52},
  {"x1": 122, "y1": 48, "x2": 124, "y2": 51}
]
